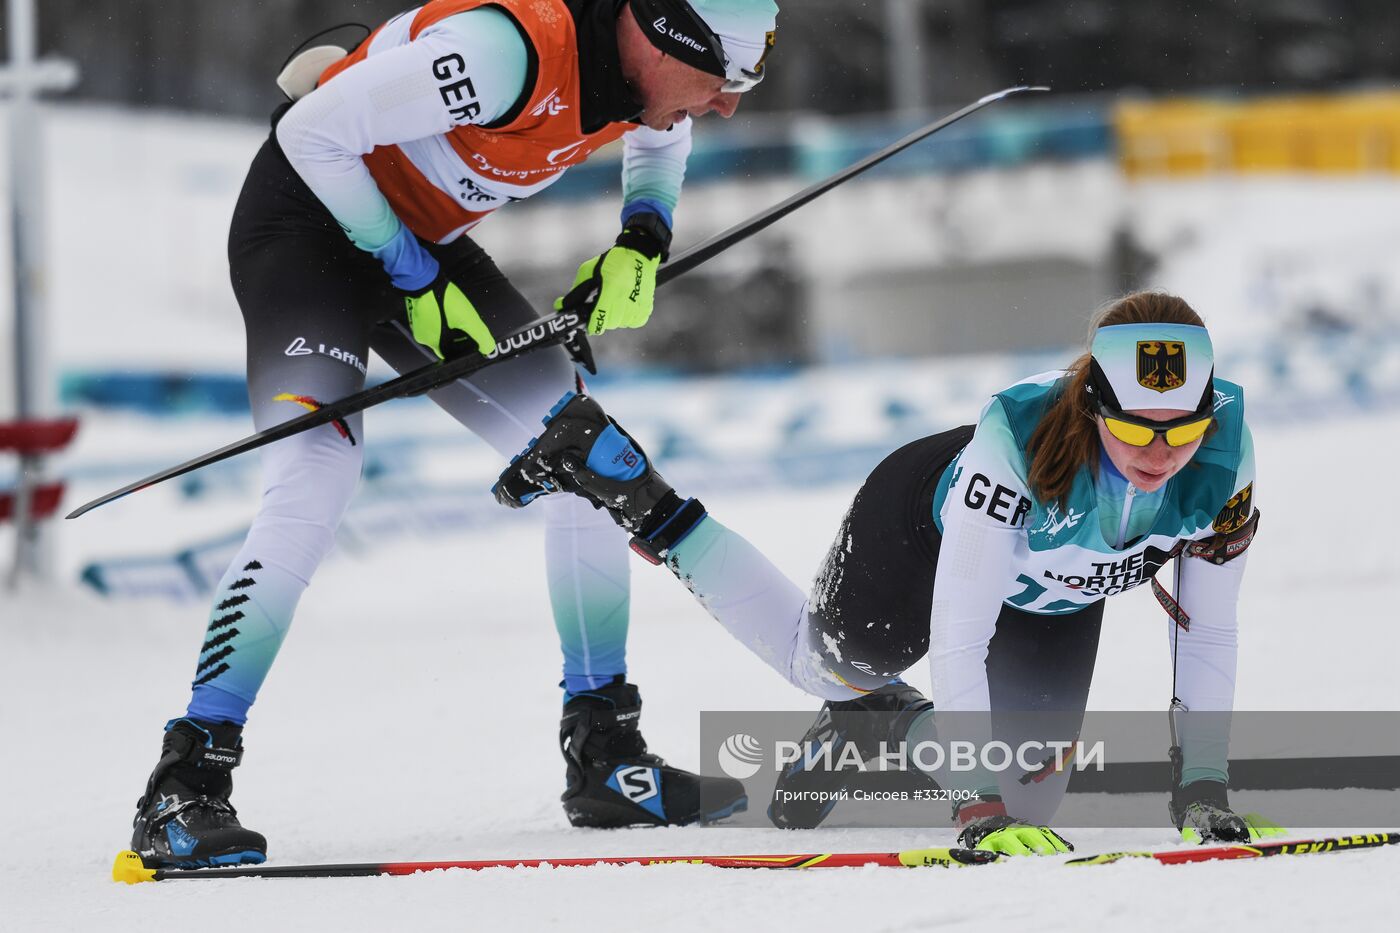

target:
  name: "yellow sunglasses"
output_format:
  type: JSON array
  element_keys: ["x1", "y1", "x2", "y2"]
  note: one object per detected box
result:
[{"x1": 1098, "y1": 406, "x2": 1213, "y2": 448}]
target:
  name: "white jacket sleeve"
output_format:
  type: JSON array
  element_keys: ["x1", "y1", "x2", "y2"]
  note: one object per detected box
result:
[
  {"x1": 930, "y1": 400, "x2": 1033, "y2": 712},
  {"x1": 928, "y1": 401, "x2": 1032, "y2": 794},
  {"x1": 1171, "y1": 555, "x2": 1245, "y2": 713},
  {"x1": 1172, "y1": 420, "x2": 1254, "y2": 714},
  {"x1": 621, "y1": 119, "x2": 692, "y2": 224},
  {"x1": 1170, "y1": 421, "x2": 1255, "y2": 785},
  {"x1": 274, "y1": 9, "x2": 528, "y2": 283}
]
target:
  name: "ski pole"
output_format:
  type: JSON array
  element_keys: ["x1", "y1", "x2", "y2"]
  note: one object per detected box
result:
[
  {"x1": 113, "y1": 846, "x2": 998, "y2": 882},
  {"x1": 68, "y1": 85, "x2": 1047, "y2": 520}
]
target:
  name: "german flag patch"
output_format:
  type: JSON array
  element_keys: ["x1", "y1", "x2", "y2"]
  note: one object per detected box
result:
[{"x1": 1212, "y1": 482, "x2": 1253, "y2": 533}]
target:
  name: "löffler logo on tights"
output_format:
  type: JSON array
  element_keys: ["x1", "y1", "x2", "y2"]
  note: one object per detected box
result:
[{"x1": 284, "y1": 337, "x2": 368, "y2": 375}]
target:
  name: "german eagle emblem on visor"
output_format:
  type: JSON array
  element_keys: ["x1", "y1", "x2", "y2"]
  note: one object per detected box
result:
[{"x1": 1136, "y1": 340, "x2": 1186, "y2": 393}]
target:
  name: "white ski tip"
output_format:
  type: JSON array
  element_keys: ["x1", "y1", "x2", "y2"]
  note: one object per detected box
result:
[{"x1": 980, "y1": 85, "x2": 1051, "y2": 104}]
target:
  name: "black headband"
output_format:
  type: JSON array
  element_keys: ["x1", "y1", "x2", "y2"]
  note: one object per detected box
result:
[{"x1": 629, "y1": 0, "x2": 728, "y2": 78}]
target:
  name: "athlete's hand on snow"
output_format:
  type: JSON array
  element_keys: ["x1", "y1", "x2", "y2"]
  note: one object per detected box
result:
[
  {"x1": 1172, "y1": 781, "x2": 1287, "y2": 844},
  {"x1": 557, "y1": 213, "x2": 670, "y2": 335},
  {"x1": 957, "y1": 812, "x2": 1073, "y2": 856},
  {"x1": 404, "y1": 271, "x2": 496, "y2": 360}
]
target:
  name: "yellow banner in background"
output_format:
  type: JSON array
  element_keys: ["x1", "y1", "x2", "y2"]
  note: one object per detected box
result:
[{"x1": 1116, "y1": 92, "x2": 1400, "y2": 177}]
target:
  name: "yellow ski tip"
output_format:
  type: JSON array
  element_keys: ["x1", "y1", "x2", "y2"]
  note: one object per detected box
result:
[{"x1": 113, "y1": 850, "x2": 158, "y2": 884}]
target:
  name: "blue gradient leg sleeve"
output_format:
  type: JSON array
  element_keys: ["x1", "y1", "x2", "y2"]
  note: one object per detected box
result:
[
  {"x1": 183, "y1": 412, "x2": 362, "y2": 726},
  {"x1": 186, "y1": 556, "x2": 306, "y2": 725},
  {"x1": 367, "y1": 309, "x2": 638, "y2": 701},
  {"x1": 667, "y1": 517, "x2": 862, "y2": 701},
  {"x1": 543, "y1": 493, "x2": 632, "y2": 694}
]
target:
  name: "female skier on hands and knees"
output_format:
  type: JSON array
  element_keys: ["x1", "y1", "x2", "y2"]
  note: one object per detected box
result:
[{"x1": 496, "y1": 291, "x2": 1279, "y2": 855}]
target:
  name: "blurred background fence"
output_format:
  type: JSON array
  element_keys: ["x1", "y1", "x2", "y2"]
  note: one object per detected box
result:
[{"x1": 12, "y1": 0, "x2": 1400, "y2": 118}]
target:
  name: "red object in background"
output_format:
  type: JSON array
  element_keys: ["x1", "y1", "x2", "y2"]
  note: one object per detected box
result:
[
  {"x1": 0, "y1": 481, "x2": 67, "y2": 522},
  {"x1": 0, "y1": 417, "x2": 80, "y2": 454},
  {"x1": 0, "y1": 417, "x2": 80, "y2": 524}
]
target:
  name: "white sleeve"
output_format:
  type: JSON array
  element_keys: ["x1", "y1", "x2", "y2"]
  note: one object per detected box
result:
[
  {"x1": 928, "y1": 401, "x2": 1032, "y2": 795},
  {"x1": 275, "y1": 8, "x2": 528, "y2": 255},
  {"x1": 1171, "y1": 423, "x2": 1255, "y2": 713},
  {"x1": 1171, "y1": 553, "x2": 1244, "y2": 713},
  {"x1": 1170, "y1": 545, "x2": 1246, "y2": 787},
  {"x1": 621, "y1": 119, "x2": 692, "y2": 220},
  {"x1": 929, "y1": 400, "x2": 1031, "y2": 714},
  {"x1": 1169, "y1": 423, "x2": 1255, "y2": 786}
]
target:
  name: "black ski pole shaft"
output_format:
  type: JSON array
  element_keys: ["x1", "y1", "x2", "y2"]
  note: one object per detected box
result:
[
  {"x1": 660, "y1": 85, "x2": 1046, "y2": 283},
  {"x1": 68, "y1": 86, "x2": 1045, "y2": 520}
]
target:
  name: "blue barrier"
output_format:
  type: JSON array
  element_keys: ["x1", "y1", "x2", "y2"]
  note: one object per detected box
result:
[
  {"x1": 542, "y1": 103, "x2": 1114, "y2": 200},
  {"x1": 61, "y1": 372, "x2": 250, "y2": 416}
]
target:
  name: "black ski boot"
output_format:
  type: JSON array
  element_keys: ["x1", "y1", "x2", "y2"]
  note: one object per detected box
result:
[
  {"x1": 769, "y1": 682, "x2": 940, "y2": 829},
  {"x1": 560, "y1": 678, "x2": 747, "y2": 828},
  {"x1": 131, "y1": 718, "x2": 267, "y2": 868},
  {"x1": 495, "y1": 392, "x2": 708, "y2": 565}
]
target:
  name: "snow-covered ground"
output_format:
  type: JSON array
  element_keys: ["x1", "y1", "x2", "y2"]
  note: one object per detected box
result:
[{"x1": 3, "y1": 405, "x2": 1398, "y2": 932}]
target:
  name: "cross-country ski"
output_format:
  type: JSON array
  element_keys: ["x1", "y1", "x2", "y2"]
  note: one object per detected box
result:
[{"x1": 111, "y1": 833, "x2": 1400, "y2": 883}]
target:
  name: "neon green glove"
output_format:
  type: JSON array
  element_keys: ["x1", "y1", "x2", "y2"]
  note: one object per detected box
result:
[
  {"x1": 958, "y1": 814, "x2": 1073, "y2": 856},
  {"x1": 556, "y1": 214, "x2": 670, "y2": 336},
  {"x1": 1172, "y1": 780, "x2": 1288, "y2": 844},
  {"x1": 405, "y1": 272, "x2": 496, "y2": 360}
]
